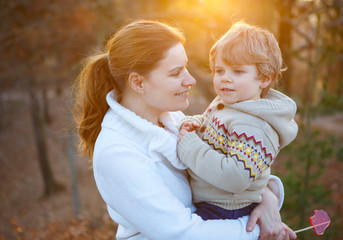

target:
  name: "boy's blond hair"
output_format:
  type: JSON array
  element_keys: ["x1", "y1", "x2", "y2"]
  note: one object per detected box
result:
[{"x1": 209, "y1": 21, "x2": 286, "y2": 97}]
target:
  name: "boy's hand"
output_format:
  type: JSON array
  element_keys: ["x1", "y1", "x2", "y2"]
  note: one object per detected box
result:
[
  {"x1": 178, "y1": 128, "x2": 189, "y2": 143},
  {"x1": 178, "y1": 122, "x2": 200, "y2": 143},
  {"x1": 182, "y1": 121, "x2": 200, "y2": 132}
]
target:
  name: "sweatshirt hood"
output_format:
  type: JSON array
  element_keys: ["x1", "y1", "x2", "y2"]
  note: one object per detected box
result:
[{"x1": 226, "y1": 89, "x2": 298, "y2": 148}]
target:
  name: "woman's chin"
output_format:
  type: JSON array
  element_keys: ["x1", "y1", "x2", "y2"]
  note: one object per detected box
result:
[
  {"x1": 178, "y1": 101, "x2": 189, "y2": 111},
  {"x1": 167, "y1": 101, "x2": 189, "y2": 112}
]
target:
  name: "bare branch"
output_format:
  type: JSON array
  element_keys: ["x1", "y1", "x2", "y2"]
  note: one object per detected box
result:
[
  {"x1": 294, "y1": 41, "x2": 312, "y2": 53},
  {"x1": 326, "y1": 17, "x2": 343, "y2": 27},
  {"x1": 283, "y1": 17, "x2": 315, "y2": 47}
]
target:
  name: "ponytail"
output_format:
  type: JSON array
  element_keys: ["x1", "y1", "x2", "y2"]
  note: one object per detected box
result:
[{"x1": 74, "y1": 53, "x2": 117, "y2": 160}]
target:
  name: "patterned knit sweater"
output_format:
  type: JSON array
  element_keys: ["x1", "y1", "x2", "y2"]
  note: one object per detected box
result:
[{"x1": 177, "y1": 89, "x2": 298, "y2": 210}]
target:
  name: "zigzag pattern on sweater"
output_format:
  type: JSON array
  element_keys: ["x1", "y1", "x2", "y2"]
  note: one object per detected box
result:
[
  {"x1": 203, "y1": 131, "x2": 266, "y2": 180},
  {"x1": 228, "y1": 151, "x2": 256, "y2": 180},
  {"x1": 203, "y1": 134, "x2": 228, "y2": 154},
  {"x1": 211, "y1": 117, "x2": 278, "y2": 161},
  {"x1": 202, "y1": 135, "x2": 257, "y2": 180}
]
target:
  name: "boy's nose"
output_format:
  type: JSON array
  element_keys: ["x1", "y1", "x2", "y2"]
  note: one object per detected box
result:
[{"x1": 222, "y1": 73, "x2": 233, "y2": 83}]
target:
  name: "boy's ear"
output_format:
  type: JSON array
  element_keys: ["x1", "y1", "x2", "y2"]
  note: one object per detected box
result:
[
  {"x1": 260, "y1": 75, "x2": 272, "y2": 89},
  {"x1": 128, "y1": 72, "x2": 145, "y2": 94}
]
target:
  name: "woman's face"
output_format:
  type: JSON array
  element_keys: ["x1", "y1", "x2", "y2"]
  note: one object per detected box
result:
[{"x1": 141, "y1": 42, "x2": 196, "y2": 113}]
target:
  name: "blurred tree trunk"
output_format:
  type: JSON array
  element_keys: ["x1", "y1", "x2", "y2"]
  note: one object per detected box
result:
[
  {"x1": 66, "y1": 90, "x2": 81, "y2": 217},
  {"x1": 278, "y1": 0, "x2": 295, "y2": 94},
  {"x1": 28, "y1": 80, "x2": 58, "y2": 197},
  {"x1": 0, "y1": 94, "x2": 5, "y2": 130},
  {"x1": 42, "y1": 85, "x2": 52, "y2": 125},
  {"x1": 326, "y1": 2, "x2": 343, "y2": 96}
]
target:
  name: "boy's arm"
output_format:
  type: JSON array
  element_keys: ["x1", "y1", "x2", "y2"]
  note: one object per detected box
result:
[
  {"x1": 177, "y1": 128, "x2": 276, "y2": 193},
  {"x1": 178, "y1": 114, "x2": 204, "y2": 130},
  {"x1": 178, "y1": 115, "x2": 204, "y2": 143}
]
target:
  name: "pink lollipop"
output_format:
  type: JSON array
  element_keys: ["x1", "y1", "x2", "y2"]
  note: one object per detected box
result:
[{"x1": 294, "y1": 210, "x2": 331, "y2": 235}]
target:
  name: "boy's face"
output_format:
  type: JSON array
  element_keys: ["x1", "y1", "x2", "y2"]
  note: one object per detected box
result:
[{"x1": 213, "y1": 51, "x2": 268, "y2": 104}]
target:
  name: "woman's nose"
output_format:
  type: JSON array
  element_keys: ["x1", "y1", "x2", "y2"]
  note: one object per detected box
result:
[{"x1": 183, "y1": 69, "x2": 196, "y2": 86}]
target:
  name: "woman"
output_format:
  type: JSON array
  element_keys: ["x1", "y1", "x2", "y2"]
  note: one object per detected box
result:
[{"x1": 74, "y1": 20, "x2": 296, "y2": 240}]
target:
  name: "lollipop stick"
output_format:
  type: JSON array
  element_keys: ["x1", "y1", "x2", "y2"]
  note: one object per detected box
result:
[
  {"x1": 294, "y1": 226, "x2": 314, "y2": 233},
  {"x1": 294, "y1": 221, "x2": 331, "y2": 234}
]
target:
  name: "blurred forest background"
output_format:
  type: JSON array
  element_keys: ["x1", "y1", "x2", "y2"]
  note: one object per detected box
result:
[{"x1": 0, "y1": 0, "x2": 342, "y2": 239}]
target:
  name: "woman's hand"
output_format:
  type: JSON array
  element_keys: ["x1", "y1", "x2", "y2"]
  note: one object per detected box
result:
[{"x1": 246, "y1": 188, "x2": 297, "y2": 240}]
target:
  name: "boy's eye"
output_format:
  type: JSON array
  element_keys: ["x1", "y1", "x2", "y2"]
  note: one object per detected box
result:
[
  {"x1": 215, "y1": 69, "x2": 224, "y2": 75},
  {"x1": 234, "y1": 70, "x2": 244, "y2": 74}
]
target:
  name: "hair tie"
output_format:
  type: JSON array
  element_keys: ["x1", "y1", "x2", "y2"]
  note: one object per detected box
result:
[{"x1": 106, "y1": 52, "x2": 111, "y2": 69}]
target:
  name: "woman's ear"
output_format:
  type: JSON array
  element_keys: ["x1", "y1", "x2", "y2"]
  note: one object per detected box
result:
[
  {"x1": 260, "y1": 75, "x2": 272, "y2": 89},
  {"x1": 128, "y1": 72, "x2": 144, "y2": 94}
]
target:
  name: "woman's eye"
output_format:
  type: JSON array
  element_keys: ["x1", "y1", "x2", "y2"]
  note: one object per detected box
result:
[
  {"x1": 170, "y1": 66, "x2": 188, "y2": 77},
  {"x1": 170, "y1": 71, "x2": 181, "y2": 77}
]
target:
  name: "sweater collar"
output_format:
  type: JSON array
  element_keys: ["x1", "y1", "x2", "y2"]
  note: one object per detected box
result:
[{"x1": 102, "y1": 90, "x2": 187, "y2": 169}]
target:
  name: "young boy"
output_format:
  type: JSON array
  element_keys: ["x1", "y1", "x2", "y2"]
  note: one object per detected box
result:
[{"x1": 177, "y1": 22, "x2": 298, "y2": 220}]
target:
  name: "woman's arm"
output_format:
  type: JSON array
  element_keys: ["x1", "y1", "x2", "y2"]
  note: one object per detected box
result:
[
  {"x1": 94, "y1": 141, "x2": 259, "y2": 240},
  {"x1": 247, "y1": 187, "x2": 297, "y2": 240}
]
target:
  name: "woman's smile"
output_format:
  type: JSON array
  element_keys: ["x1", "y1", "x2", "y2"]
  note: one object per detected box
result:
[{"x1": 175, "y1": 89, "x2": 190, "y2": 97}]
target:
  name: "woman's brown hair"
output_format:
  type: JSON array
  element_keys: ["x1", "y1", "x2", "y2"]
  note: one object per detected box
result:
[{"x1": 73, "y1": 20, "x2": 185, "y2": 159}]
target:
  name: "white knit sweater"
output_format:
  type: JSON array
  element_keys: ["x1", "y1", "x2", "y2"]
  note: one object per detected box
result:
[{"x1": 92, "y1": 90, "x2": 284, "y2": 240}]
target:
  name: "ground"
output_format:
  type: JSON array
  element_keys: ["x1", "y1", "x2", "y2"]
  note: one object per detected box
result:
[
  {"x1": 0, "y1": 89, "x2": 342, "y2": 239},
  {"x1": 0, "y1": 89, "x2": 116, "y2": 240}
]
